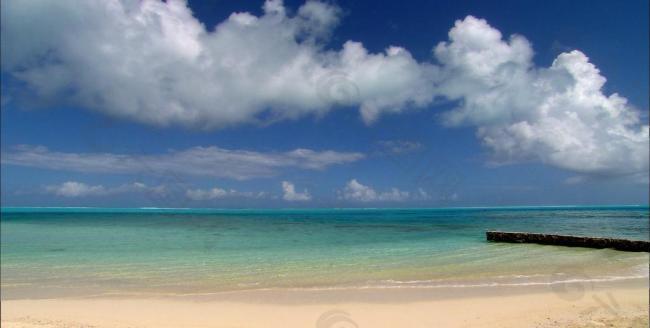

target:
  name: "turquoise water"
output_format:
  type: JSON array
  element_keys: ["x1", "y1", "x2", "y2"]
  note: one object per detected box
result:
[{"x1": 1, "y1": 206, "x2": 648, "y2": 299}]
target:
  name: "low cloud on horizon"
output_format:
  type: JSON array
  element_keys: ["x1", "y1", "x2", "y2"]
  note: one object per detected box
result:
[
  {"x1": 338, "y1": 179, "x2": 429, "y2": 203},
  {"x1": 281, "y1": 181, "x2": 312, "y2": 202},
  {"x1": 45, "y1": 181, "x2": 166, "y2": 198},
  {"x1": 39, "y1": 179, "x2": 432, "y2": 204},
  {"x1": 2, "y1": 145, "x2": 364, "y2": 180}
]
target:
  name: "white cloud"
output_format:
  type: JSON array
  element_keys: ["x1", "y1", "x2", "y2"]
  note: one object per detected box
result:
[
  {"x1": 281, "y1": 181, "x2": 311, "y2": 201},
  {"x1": 46, "y1": 182, "x2": 107, "y2": 197},
  {"x1": 45, "y1": 181, "x2": 165, "y2": 197},
  {"x1": 339, "y1": 179, "x2": 410, "y2": 202},
  {"x1": 1, "y1": 1, "x2": 646, "y2": 180},
  {"x1": 2, "y1": 145, "x2": 364, "y2": 180},
  {"x1": 433, "y1": 16, "x2": 649, "y2": 180},
  {"x1": 1, "y1": 0, "x2": 434, "y2": 128},
  {"x1": 185, "y1": 187, "x2": 266, "y2": 200}
]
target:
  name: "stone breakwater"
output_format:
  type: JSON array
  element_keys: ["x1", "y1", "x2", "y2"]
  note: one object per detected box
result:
[{"x1": 486, "y1": 231, "x2": 650, "y2": 252}]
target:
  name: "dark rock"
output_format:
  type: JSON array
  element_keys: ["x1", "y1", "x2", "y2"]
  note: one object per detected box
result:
[{"x1": 486, "y1": 231, "x2": 650, "y2": 252}]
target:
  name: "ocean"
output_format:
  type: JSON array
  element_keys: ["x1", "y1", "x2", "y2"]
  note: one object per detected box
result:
[{"x1": 1, "y1": 206, "x2": 648, "y2": 299}]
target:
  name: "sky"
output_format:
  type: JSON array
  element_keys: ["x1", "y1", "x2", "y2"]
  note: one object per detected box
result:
[{"x1": 1, "y1": 0, "x2": 648, "y2": 208}]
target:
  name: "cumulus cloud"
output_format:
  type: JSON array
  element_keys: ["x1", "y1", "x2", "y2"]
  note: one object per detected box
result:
[
  {"x1": 185, "y1": 187, "x2": 266, "y2": 200},
  {"x1": 45, "y1": 181, "x2": 165, "y2": 197},
  {"x1": 1, "y1": 0, "x2": 434, "y2": 128},
  {"x1": 339, "y1": 179, "x2": 410, "y2": 202},
  {"x1": 281, "y1": 181, "x2": 311, "y2": 201},
  {"x1": 2, "y1": 145, "x2": 364, "y2": 180},
  {"x1": 433, "y1": 16, "x2": 649, "y2": 180},
  {"x1": 1, "y1": 1, "x2": 647, "y2": 180}
]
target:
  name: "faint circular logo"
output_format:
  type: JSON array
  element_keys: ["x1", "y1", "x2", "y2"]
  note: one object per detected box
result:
[
  {"x1": 316, "y1": 71, "x2": 360, "y2": 105},
  {"x1": 77, "y1": 116, "x2": 194, "y2": 208},
  {"x1": 548, "y1": 267, "x2": 594, "y2": 302},
  {"x1": 316, "y1": 310, "x2": 359, "y2": 328},
  {"x1": 138, "y1": 171, "x2": 191, "y2": 207}
]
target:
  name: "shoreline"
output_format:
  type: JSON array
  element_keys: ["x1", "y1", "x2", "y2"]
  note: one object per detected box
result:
[
  {"x1": 2, "y1": 270, "x2": 647, "y2": 301},
  {"x1": 2, "y1": 280, "x2": 648, "y2": 328}
]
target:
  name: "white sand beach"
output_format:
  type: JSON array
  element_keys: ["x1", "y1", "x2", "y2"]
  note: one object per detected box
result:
[{"x1": 2, "y1": 280, "x2": 648, "y2": 328}]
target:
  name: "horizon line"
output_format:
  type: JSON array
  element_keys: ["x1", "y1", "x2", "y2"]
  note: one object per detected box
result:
[{"x1": 1, "y1": 204, "x2": 648, "y2": 211}]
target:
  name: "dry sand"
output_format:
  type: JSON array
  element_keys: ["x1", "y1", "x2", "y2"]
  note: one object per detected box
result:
[{"x1": 2, "y1": 282, "x2": 648, "y2": 328}]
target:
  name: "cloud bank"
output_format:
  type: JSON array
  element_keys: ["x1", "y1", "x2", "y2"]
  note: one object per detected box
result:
[
  {"x1": 45, "y1": 181, "x2": 165, "y2": 197},
  {"x1": 2, "y1": 145, "x2": 364, "y2": 180},
  {"x1": 185, "y1": 187, "x2": 266, "y2": 200},
  {"x1": 1, "y1": 1, "x2": 647, "y2": 179}
]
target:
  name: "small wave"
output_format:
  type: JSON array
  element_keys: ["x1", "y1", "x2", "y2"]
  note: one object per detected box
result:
[
  {"x1": 286, "y1": 274, "x2": 649, "y2": 291},
  {"x1": 381, "y1": 273, "x2": 555, "y2": 285},
  {"x1": 76, "y1": 273, "x2": 648, "y2": 299}
]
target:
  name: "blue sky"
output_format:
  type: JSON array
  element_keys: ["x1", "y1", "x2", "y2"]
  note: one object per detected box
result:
[{"x1": 1, "y1": 0, "x2": 648, "y2": 207}]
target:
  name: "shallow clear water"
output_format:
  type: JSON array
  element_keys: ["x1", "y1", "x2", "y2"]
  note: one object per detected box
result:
[{"x1": 1, "y1": 206, "x2": 648, "y2": 299}]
